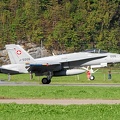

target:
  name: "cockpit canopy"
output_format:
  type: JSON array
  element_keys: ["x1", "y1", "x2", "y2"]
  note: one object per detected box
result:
[{"x1": 84, "y1": 49, "x2": 108, "y2": 53}]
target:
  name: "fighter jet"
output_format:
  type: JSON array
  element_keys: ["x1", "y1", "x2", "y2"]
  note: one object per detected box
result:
[{"x1": 4, "y1": 44, "x2": 108, "y2": 84}]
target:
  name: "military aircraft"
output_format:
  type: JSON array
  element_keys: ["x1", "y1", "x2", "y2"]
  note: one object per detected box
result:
[
  {"x1": 5, "y1": 44, "x2": 108, "y2": 84},
  {"x1": 81, "y1": 49, "x2": 120, "y2": 80}
]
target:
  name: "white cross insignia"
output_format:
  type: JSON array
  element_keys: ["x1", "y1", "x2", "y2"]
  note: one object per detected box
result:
[{"x1": 16, "y1": 50, "x2": 22, "y2": 55}]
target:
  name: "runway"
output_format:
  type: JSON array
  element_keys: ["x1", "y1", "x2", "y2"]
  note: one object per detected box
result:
[{"x1": 0, "y1": 80, "x2": 120, "y2": 87}]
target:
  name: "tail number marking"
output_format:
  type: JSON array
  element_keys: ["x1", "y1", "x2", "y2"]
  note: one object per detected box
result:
[{"x1": 19, "y1": 58, "x2": 30, "y2": 61}]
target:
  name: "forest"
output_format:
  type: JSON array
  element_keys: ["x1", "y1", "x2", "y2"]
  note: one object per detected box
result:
[{"x1": 0, "y1": 0, "x2": 120, "y2": 53}]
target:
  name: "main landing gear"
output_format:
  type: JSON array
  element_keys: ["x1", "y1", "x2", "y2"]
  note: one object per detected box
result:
[
  {"x1": 42, "y1": 78, "x2": 51, "y2": 84},
  {"x1": 41, "y1": 72, "x2": 52, "y2": 84}
]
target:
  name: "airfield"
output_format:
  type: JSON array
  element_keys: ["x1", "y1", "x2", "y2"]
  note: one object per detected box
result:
[
  {"x1": 0, "y1": 69, "x2": 120, "y2": 105},
  {"x1": 1, "y1": 72, "x2": 120, "y2": 120},
  {"x1": 0, "y1": 80, "x2": 120, "y2": 105}
]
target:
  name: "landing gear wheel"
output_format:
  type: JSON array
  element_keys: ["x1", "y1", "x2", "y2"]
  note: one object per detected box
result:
[
  {"x1": 42, "y1": 78, "x2": 48, "y2": 84},
  {"x1": 89, "y1": 75, "x2": 95, "y2": 80},
  {"x1": 42, "y1": 78, "x2": 51, "y2": 84},
  {"x1": 47, "y1": 79, "x2": 51, "y2": 84}
]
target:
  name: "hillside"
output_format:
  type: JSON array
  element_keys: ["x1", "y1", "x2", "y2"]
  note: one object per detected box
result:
[{"x1": 0, "y1": 0, "x2": 120, "y2": 53}]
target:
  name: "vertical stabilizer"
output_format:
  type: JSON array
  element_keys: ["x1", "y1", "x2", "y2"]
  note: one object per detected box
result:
[{"x1": 6, "y1": 44, "x2": 35, "y2": 64}]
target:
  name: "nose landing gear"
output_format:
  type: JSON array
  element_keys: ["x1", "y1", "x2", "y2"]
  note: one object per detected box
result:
[{"x1": 89, "y1": 75, "x2": 95, "y2": 80}]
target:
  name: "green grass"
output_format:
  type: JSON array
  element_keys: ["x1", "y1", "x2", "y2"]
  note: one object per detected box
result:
[
  {"x1": 0, "y1": 86, "x2": 120, "y2": 99},
  {"x1": 0, "y1": 104, "x2": 120, "y2": 120}
]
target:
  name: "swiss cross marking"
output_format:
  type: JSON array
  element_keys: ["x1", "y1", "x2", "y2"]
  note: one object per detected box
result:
[{"x1": 16, "y1": 50, "x2": 22, "y2": 55}]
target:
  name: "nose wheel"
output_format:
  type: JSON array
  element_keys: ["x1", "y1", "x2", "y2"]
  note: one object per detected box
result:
[{"x1": 89, "y1": 75, "x2": 95, "y2": 80}]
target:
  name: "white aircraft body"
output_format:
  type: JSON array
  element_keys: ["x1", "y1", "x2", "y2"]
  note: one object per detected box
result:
[{"x1": 2, "y1": 44, "x2": 108, "y2": 84}]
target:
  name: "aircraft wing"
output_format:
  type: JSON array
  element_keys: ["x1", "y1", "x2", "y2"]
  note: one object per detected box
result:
[{"x1": 60, "y1": 54, "x2": 107, "y2": 63}]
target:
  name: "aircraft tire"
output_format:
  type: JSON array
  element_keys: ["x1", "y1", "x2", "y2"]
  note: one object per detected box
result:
[
  {"x1": 42, "y1": 78, "x2": 49, "y2": 84},
  {"x1": 47, "y1": 79, "x2": 51, "y2": 84},
  {"x1": 89, "y1": 75, "x2": 95, "y2": 80}
]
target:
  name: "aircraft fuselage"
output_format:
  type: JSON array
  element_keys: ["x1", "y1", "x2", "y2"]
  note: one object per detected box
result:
[{"x1": 34, "y1": 52, "x2": 120, "y2": 69}]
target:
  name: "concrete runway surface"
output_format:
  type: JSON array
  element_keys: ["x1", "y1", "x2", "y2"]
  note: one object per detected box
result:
[{"x1": 1, "y1": 80, "x2": 120, "y2": 87}]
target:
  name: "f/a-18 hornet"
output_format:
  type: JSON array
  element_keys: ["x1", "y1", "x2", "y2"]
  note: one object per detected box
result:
[{"x1": 0, "y1": 44, "x2": 108, "y2": 84}]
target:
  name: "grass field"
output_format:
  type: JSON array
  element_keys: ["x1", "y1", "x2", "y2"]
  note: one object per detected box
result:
[
  {"x1": 0, "y1": 68, "x2": 120, "y2": 120},
  {"x1": 0, "y1": 86, "x2": 120, "y2": 99},
  {"x1": 0, "y1": 104, "x2": 120, "y2": 120}
]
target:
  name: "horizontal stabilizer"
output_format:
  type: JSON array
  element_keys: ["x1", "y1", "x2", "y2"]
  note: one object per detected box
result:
[
  {"x1": 0, "y1": 67, "x2": 19, "y2": 75},
  {"x1": 0, "y1": 64, "x2": 28, "y2": 75}
]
